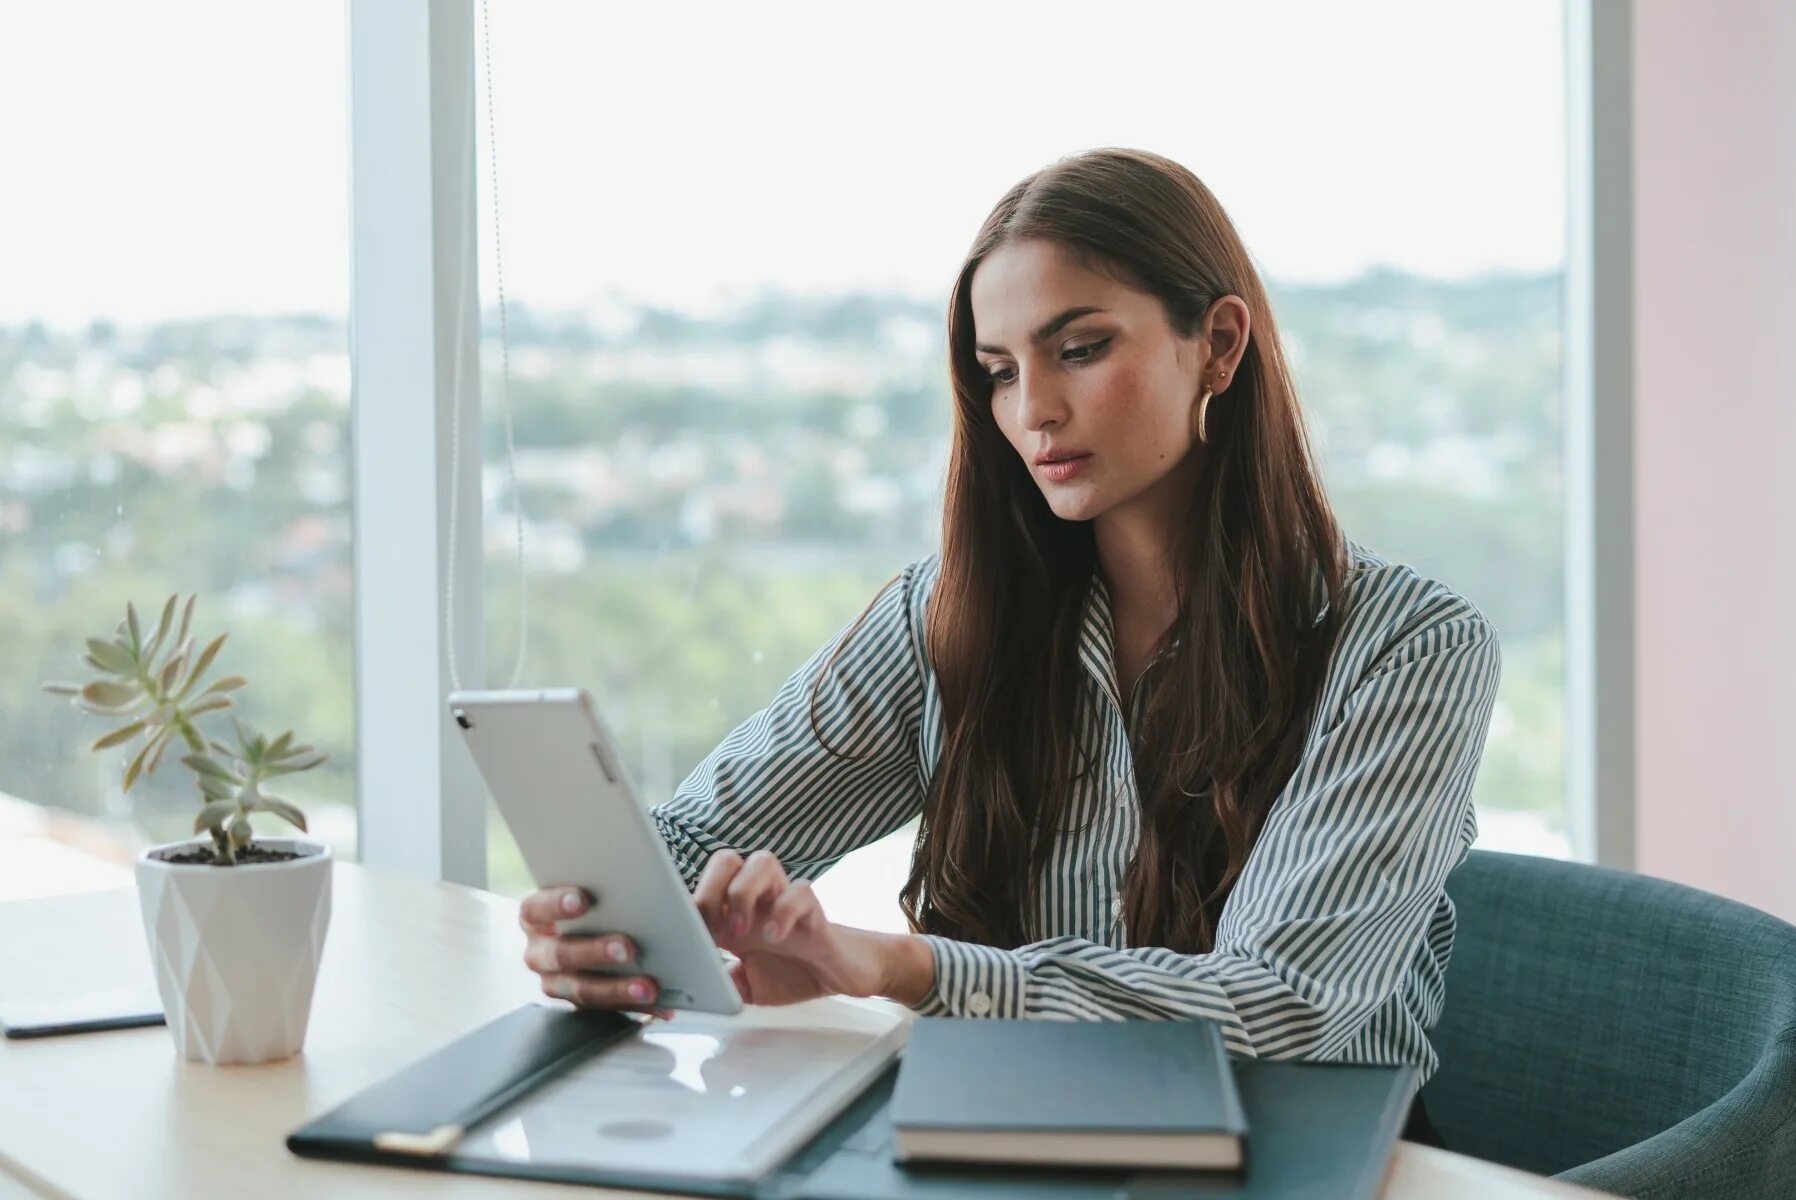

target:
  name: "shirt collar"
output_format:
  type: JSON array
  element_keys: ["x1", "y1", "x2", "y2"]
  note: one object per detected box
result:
[
  {"x1": 1077, "y1": 568, "x2": 1125, "y2": 713},
  {"x1": 1078, "y1": 540, "x2": 1341, "y2": 708}
]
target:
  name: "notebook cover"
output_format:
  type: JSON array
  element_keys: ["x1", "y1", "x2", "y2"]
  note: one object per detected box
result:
[
  {"x1": 286, "y1": 1002, "x2": 638, "y2": 1161},
  {"x1": 888, "y1": 1017, "x2": 1248, "y2": 1144}
]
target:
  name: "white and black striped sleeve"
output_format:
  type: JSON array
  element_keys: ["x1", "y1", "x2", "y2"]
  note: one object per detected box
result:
[
  {"x1": 910, "y1": 596, "x2": 1502, "y2": 1067},
  {"x1": 650, "y1": 559, "x2": 932, "y2": 891}
]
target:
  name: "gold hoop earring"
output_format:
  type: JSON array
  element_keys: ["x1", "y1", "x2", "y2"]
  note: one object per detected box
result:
[{"x1": 1196, "y1": 368, "x2": 1230, "y2": 444}]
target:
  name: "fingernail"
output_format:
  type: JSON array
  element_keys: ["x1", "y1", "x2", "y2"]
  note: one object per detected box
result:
[
  {"x1": 608, "y1": 940, "x2": 630, "y2": 962},
  {"x1": 628, "y1": 981, "x2": 653, "y2": 1003},
  {"x1": 562, "y1": 891, "x2": 583, "y2": 914},
  {"x1": 762, "y1": 923, "x2": 779, "y2": 942},
  {"x1": 731, "y1": 913, "x2": 745, "y2": 935}
]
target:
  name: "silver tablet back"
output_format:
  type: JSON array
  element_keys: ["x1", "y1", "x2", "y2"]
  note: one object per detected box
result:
[{"x1": 449, "y1": 687, "x2": 743, "y2": 1015}]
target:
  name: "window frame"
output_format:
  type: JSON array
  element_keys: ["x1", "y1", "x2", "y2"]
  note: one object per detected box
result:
[
  {"x1": 347, "y1": 0, "x2": 490, "y2": 887},
  {"x1": 1563, "y1": 0, "x2": 1635, "y2": 869}
]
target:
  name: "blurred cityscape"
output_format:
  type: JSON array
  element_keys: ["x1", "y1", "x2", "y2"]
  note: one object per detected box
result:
[{"x1": 0, "y1": 267, "x2": 1568, "y2": 900}]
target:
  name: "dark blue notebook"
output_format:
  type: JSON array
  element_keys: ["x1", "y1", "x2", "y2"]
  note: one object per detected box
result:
[{"x1": 888, "y1": 1016, "x2": 1248, "y2": 1170}]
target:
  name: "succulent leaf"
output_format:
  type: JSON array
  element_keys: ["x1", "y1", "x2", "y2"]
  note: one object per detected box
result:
[
  {"x1": 84, "y1": 638, "x2": 135, "y2": 675},
  {"x1": 145, "y1": 728, "x2": 173, "y2": 775},
  {"x1": 175, "y1": 633, "x2": 227, "y2": 700},
  {"x1": 142, "y1": 595, "x2": 178, "y2": 665},
  {"x1": 123, "y1": 740, "x2": 152, "y2": 792},
  {"x1": 184, "y1": 695, "x2": 233, "y2": 719},
  {"x1": 193, "y1": 800, "x2": 237, "y2": 834},
  {"x1": 180, "y1": 754, "x2": 240, "y2": 785},
  {"x1": 264, "y1": 749, "x2": 329, "y2": 776},
  {"x1": 252, "y1": 796, "x2": 308, "y2": 833},
  {"x1": 197, "y1": 775, "x2": 235, "y2": 800},
  {"x1": 175, "y1": 595, "x2": 196, "y2": 652},
  {"x1": 91, "y1": 720, "x2": 146, "y2": 751},
  {"x1": 80, "y1": 680, "x2": 140, "y2": 708}
]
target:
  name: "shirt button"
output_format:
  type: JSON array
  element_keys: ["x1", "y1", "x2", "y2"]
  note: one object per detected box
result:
[
  {"x1": 1110, "y1": 896, "x2": 1124, "y2": 917},
  {"x1": 967, "y1": 991, "x2": 993, "y2": 1016}
]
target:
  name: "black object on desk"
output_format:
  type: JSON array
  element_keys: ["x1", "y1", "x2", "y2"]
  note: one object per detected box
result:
[{"x1": 0, "y1": 994, "x2": 164, "y2": 1039}]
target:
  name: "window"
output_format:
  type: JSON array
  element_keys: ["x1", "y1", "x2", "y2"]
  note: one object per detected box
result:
[
  {"x1": 0, "y1": 3, "x2": 354, "y2": 901},
  {"x1": 469, "y1": 0, "x2": 1571, "y2": 926}
]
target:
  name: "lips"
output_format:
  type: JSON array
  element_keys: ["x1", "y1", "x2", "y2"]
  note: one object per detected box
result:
[
  {"x1": 1032, "y1": 449, "x2": 1090, "y2": 466},
  {"x1": 1036, "y1": 452, "x2": 1091, "y2": 483}
]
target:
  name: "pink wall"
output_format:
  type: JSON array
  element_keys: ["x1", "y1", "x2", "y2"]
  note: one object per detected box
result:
[{"x1": 1632, "y1": 1, "x2": 1796, "y2": 922}]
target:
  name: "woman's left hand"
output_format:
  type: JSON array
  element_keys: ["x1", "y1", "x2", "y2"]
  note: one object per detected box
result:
[{"x1": 692, "y1": 848, "x2": 923, "y2": 1007}]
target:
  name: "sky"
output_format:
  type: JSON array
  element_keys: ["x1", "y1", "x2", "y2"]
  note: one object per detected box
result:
[{"x1": 0, "y1": 0, "x2": 1566, "y2": 329}]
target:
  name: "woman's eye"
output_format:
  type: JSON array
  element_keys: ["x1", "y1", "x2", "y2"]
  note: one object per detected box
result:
[
  {"x1": 1063, "y1": 337, "x2": 1110, "y2": 364},
  {"x1": 984, "y1": 338, "x2": 1110, "y2": 385}
]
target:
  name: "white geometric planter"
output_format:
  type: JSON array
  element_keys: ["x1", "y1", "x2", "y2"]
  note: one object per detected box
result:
[{"x1": 134, "y1": 837, "x2": 333, "y2": 1066}]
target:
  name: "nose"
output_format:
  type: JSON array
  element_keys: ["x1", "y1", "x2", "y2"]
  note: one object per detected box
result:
[{"x1": 1013, "y1": 369, "x2": 1068, "y2": 432}]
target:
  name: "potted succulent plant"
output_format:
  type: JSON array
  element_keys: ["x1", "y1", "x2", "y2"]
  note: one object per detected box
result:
[{"x1": 42, "y1": 594, "x2": 334, "y2": 1065}]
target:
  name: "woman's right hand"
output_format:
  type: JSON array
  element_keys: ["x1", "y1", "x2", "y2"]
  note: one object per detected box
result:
[{"x1": 519, "y1": 885, "x2": 672, "y2": 1018}]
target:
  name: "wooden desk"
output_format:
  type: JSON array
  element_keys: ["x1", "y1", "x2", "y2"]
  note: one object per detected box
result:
[{"x1": 0, "y1": 865, "x2": 1608, "y2": 1199}]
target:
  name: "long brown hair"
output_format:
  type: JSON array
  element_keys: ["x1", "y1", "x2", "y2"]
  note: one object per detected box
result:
[{"x1": 815, "y1": 148, "x2": 1348, "y2": 955}]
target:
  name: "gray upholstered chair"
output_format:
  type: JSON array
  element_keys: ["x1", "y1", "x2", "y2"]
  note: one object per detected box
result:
[{"x1": 1419, "y1": 849, "x2": 1796, "y2": 1199}]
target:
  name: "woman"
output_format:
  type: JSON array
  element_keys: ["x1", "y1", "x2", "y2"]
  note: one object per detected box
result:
[{"x1": 519, "y1": 148, "x2": 1499, "y2": 1150}]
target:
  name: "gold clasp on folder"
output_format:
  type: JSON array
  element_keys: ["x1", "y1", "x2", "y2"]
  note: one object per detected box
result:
[{"x1": 372, "y1": 1123, "x2": 465, "y2": 1157}]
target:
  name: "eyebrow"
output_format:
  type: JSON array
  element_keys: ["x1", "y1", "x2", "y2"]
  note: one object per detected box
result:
[{"x1": 975, "y1": 306, "x2": 1110, "y2": 356}]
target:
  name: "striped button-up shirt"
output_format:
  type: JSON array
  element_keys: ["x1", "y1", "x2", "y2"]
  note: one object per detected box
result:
[{"x1": 650, "y1": 536, "x2": 1502, "y2": 1091}]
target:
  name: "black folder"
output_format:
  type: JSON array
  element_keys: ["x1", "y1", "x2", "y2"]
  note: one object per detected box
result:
[{"x1": 287, "y1": 1003, "x2": 1418, "y2": 1200}]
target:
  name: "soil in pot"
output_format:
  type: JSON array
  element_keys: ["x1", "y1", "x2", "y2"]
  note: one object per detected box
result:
[{"x1": 158, "y1": 844, "x2": 308, "y2": 866}]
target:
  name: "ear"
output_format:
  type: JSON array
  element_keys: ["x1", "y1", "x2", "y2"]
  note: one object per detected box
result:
[{"x1": 1201, "y1": 296, "x2": 1252, "y2": 389}]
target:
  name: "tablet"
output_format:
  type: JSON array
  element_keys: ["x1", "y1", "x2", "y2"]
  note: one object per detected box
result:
[{"x1": 449, "y1": 687, "x2": 743, "y2": 1016}]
